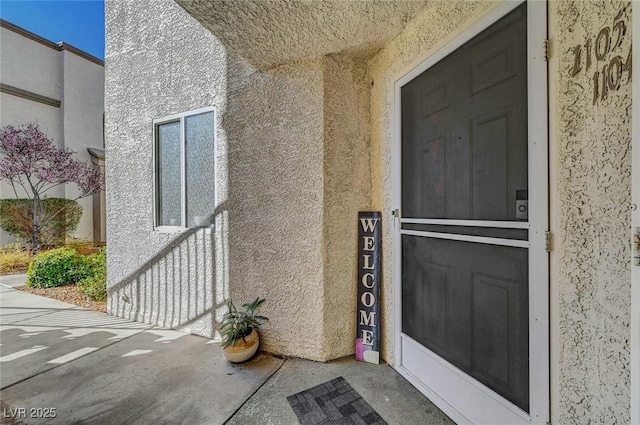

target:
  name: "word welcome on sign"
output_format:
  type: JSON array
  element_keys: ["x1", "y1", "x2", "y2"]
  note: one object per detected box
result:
[
  {"x1": 569, "y1": 7, "x2": 632, "y2": 104},
  {"x1": 355, "y1": 211, "x2": 381, "y2": 364}
]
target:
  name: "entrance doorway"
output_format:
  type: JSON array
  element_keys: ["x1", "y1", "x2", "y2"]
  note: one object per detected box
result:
[{"x1": 393, "y1": 2, "x2": 548, "y2": 424}]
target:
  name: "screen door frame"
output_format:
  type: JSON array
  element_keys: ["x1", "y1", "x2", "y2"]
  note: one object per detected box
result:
[
  {"x1": 631, "y1": 5, "x2": 639, "y2": 424},
  {"x1": 392, "y1": 1, "x2": 549, "y2": 424}
]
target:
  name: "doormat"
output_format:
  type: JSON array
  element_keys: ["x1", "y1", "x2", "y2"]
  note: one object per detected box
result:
[{"x1": 287, "y1": 376, "x2": 388, "y2": 425}]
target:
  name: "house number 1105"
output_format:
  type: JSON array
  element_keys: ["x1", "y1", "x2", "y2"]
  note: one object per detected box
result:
[{"x1": 570, "y1": 7, "x2": 632, "y2": 104}]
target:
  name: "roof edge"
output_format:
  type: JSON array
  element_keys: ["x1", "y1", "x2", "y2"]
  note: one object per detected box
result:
[
  {"x1": 87, "y1": 148, "x2": 105, "y2": 159},
  {"x1": 57, "y1": 42, "x2": 105, "y2": 66},
  {"x1": 1, "y1": 19, "x2": 104, "y2": 67}
]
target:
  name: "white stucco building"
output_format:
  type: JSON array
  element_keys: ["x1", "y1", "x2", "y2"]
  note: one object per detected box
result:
[
  {"x1": 105, "y1": 1, "x2": 639, "y2": 424},
  {"x1": 0, "y1": 19, "x2": 105, "y2": 245}
]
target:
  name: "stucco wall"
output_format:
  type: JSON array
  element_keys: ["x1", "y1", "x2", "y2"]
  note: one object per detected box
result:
[
  {"x1": 106, "y1": 0, "x2": 230, "y2": 338},
  {"x1": 553, "y1": 1, "x2": 632, "y2": 423},
  {"x1": 106, "y1": 0, "x2": 330, "y2": 359},
  {"x1": 221, "y1": 57, "x2": 327, "y2": 359},
  {"x1": 367, "y1": 0, "x2": 498, "y2": 365},
  {"x1": 321, "y1": 54, "x2": 372, "y2": 360},
  {"x1": 61, "y1": 51, "x2": 105, "y2": 242},
  {"x1": 0, "y1": 26, "x2": 61, "y2": 101},
  {"x1": 175, "y1": 0, "x2": 428, "y2": 70}
]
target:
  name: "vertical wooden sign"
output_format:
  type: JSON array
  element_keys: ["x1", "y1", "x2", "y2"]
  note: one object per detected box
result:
[{"x1": 355, "y1": 211, "x2": 381, "y2": 364}]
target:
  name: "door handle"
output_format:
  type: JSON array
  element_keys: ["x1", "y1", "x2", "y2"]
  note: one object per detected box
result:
[{"x1": 391, "y1": 209, "x2": 400, "y2": 229}]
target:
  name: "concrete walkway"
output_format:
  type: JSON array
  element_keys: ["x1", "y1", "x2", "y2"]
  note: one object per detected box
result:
[{"x1": 0, "y1": 275, "x2": 452, "y2": 425}]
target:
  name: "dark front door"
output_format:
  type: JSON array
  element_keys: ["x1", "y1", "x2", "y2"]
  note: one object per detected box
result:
[{"x1": 399, "y1": 3, "x2": 536, "y2": 419}]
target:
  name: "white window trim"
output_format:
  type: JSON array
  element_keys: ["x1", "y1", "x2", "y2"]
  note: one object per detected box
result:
[{"x1": 152, "y1": 106, "x2": 216, "y2": 232}]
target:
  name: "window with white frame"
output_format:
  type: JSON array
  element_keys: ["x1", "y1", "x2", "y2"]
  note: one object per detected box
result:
[{"x1": 154, "y1": 107, "x2": 215, "y2": 229}]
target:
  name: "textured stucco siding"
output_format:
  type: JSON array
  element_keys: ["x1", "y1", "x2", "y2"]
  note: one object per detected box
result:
[
  {"x1": 221, "y1": 57, "x2": 327, "y2": 359},
  {"x1": 175, "y1": 0, "x2": 428, "y2": 70},
  {"x1": 105, "y1": 0, "x2": 328, "y2": 358},
  {"x1": 105, "y1": 0, "x2": 227, "y2": 338},
  {"x1": 321, "y1": 54, "x2": 372, "y2": 360},
  {"x1": 367, "y1": 0, "x2": 499, "y2": 365},
  {"x1": 553, "y1": 1, "x2": 632, "y2": 424}
]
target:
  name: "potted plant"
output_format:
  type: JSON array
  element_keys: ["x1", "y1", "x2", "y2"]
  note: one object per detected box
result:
[{"x1": 220, "y1": 297, "x2": 268, "y2": 363}]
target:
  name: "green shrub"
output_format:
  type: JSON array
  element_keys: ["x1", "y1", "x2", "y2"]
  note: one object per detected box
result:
[
  {"x1": 71, "y1": 255, "x2": 93, "y2": 281},
  {"x1": 0, "y1": 242, "x2": 32, "y2": 274},
  {"x1": 26, "y1": 247, "x2": 89, "y2": 288},
  {"x1": 0, "y1": 198, "x2": 82, "y2": 248},
  {"x1": 77, "y1": 271, "x2": 106, "y2": 301},
  {"x1": 25, "y1": 246, "x2": 106, "y2": 300},
  {"x1": 77, "y1": 248, "x2": 106, "y2": 301}
]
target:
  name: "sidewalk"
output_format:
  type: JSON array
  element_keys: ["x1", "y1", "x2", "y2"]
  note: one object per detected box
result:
[{"x1": 0, "y1": 275, "x2": 452, "y2": 425}]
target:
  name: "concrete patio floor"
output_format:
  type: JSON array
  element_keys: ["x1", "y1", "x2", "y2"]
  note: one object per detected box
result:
[{"x1": 0, "y1": 274, "x2": 452, "y2": 425}]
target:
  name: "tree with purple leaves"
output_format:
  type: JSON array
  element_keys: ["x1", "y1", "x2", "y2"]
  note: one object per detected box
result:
[{"x1": 0, "y1": 123, "x2": 104, "y2": 252}]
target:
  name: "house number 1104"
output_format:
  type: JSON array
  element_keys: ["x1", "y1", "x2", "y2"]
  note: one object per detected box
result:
[{"x1": 570, "y1": 7, "x2": 632, "y2": 104}]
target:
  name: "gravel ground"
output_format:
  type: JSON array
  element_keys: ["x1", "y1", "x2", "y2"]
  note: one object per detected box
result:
[{"x1": 16, "y1": 284, "x2": 107, "y2": 313}]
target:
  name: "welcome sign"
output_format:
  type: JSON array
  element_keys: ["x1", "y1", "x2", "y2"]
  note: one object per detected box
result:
[{"x1": 355, "y1": 211, "x2": 381, "y2": 364}]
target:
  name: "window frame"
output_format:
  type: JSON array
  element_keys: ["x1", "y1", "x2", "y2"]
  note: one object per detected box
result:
[{"x1": 152, "y1": 106, "x2": 216, "y2": 232}]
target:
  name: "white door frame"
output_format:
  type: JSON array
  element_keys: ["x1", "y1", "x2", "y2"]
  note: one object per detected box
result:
[
  {"x1": 630, "y1": 4, "x2": 639, "y2": 425},
  {"x1": 392, "y1": 1, "x2": 549, "y2": 424}
]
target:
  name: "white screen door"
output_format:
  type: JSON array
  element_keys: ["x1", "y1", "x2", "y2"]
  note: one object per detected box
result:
[{"x1": 393, "y1": 2, "x2": 548, "y2": 424}]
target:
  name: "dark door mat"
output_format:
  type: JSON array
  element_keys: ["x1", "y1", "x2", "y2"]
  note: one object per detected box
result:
[{"x1": 287, "y1": 376, "x2": 388, "y2": 425}]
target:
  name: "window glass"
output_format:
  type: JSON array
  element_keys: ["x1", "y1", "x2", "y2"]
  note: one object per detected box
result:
[
  {"x1": 154, "y1": 108, "x2": 215, "y2": 229},
  {"x1": 185, "y1": 111, "x2": 215, "y2": 227},
  {"x1": 157, "y1": 121, "x2": 181, "y2": 226}
]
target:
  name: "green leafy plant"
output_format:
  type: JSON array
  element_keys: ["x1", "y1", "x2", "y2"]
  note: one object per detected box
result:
[
  {"x1": 77, "y1": 248, "x2": 106, "y2": 301},
  {"x1": 220, "y1": 298, "x2": 268, "y2": 348},
  {"x1": 26, "y1": 247, "x2": 89, "y2": 288}
]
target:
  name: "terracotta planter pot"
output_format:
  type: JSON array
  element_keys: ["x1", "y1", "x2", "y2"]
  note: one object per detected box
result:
[{"x1": 223, "y1": 329, "x2": 259, "y2": 363}]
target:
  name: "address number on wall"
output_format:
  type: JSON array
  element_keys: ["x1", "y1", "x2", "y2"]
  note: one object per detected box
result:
[{"x1": 569, "y1": 7, "x2": 632, "y2": 104}]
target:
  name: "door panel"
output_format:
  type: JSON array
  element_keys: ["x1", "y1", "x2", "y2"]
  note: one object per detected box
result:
[
  {"x1": 401, "y1": 235, "x2": 529, "y2": 410},
  {"x1": 472, "y1": 112, "x2": 509, "y2": 219},
  {"x1": 470, "y1": 48, "x2": 517, "y2": 96},
  {"x1": 422, "y1": 136, "x2": 447, "y2": 217},
  {"x1": 400, "y1": 2, "x2": 531, "y2": 416},
  {"x1": 472, "y1": 271, "x2": 528, "y2": 408},
  {"x1": 402, "y1": 4, "x2": 527, "y2": 222}
]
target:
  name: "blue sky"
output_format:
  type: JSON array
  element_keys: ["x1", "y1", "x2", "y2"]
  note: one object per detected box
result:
[{"x1": 0, "y1": 0, "x2": 105, "y2": 60}]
